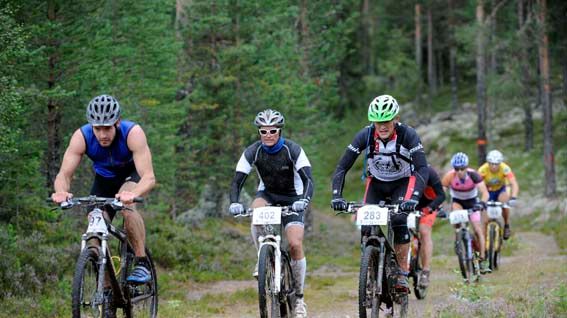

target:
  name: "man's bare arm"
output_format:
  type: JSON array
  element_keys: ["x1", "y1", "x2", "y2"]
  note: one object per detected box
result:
[
  {"x1": 121, "y1": 125, "x2": 156, "y2": 200},
  {"x1": 52, "y1": 129, "x2": 85, "y2": 202}
]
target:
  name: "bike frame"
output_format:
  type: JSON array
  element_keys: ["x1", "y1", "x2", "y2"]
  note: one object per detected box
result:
[{"x1": 81, "y1": 208, "x2": 131, "y2": 308}]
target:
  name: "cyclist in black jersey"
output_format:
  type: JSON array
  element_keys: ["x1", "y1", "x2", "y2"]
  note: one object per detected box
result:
[
  {"x1": 331, "y1": 95, "x2": 429, "y2": 292},
  {"x1": 229, "y1": 109, "x2": 314, "y2": 318}
]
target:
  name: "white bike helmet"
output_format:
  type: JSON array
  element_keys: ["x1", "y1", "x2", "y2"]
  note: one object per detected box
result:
[{"x1": 486, "y1": 150, "x2": 504, "y2": 164}]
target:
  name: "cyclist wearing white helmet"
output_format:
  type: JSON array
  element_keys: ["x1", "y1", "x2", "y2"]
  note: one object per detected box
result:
[
  {"x1": 478, "y1": 150, "x2": 519, "y2": 240},
  {"x1": 442, "y1": 152, "x2": 491, "y2": 273},
  {"x1": 51, "y1": 95, "x2": 156, "y2": 304},
  {"x1": 331, "y1": 94, "x2": 430, "y2": 292},
  {"x1": 229, "y1": 109, "x2": 313, "y2": 318}
]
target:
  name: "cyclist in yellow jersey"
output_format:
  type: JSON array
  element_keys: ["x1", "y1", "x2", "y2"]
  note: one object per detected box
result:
[{"x1": 477, "y1": 150, "x2": 519, "y2": 240}]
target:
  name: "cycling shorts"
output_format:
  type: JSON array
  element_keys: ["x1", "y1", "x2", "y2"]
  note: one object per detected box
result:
[
  {"x1": 255, "y1": 191, "x2": 304, "y2": 229},
  {"x1": 90, "y1": 169, "x2": 140, "y2": 219},
  {"x1": 419, "y1": 211, "x2": 437, "y2": 227},
  {"x1": 488, "y1": 186, "x2": 506, "y2": 201}
]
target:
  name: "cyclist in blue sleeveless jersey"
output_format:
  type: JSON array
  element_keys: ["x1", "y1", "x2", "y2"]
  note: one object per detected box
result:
[{"x1": 51, "y1": 95, "x2": 156, "y2": 292}]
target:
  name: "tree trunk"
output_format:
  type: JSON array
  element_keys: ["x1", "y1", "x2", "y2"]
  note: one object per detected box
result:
[
  {"x1": 518, "y1": 0, "x2": 533, "y2": 151},
  {"x1": 298, "y1": 0, "x2": 311, "y2": 78},
  {"x1": 46, "y1": 0, "x2": 61, "y2": 192},
  {"x1": 563, "y1": 53, "x2": 567, "y2": 104},
  {"x1": 415, "y1": 4, "x2": 422, "y2": 105},
  {"x1": 360, "y1": 0, "x2": 372, "y2": 75},
  {"x1": 476, "y1": 0, "x2": 487, "y2": 165},
  {"x1": 427, "y1": 6, "x2": 436, "y2": 105},
  {"x1": 538, "y1": 0, "x2": 556, "y2": 197},
  {"x1": 448, "y1": 0, "x2": 458, "y2": 112},
  {"x1": 489, "y1": 0, "x2": 497, "y2": 73},
  {"x1": 437, "y1": 50, "x2": 444, "y2": 88}
]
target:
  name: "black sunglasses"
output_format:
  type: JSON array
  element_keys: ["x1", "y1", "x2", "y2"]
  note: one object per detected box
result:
[
  {"x1": 455, "y1": 167, "x2": 467, "y2": 171},
  {"x1": 259, "y1": 128, "x2": 280, "y2": 135}
]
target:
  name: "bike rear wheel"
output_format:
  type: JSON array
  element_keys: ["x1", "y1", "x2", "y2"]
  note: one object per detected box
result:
[
  {"x1": 280, "y1": 252, "x2": 295, "y2": 318},
  {"x1": 124, "y1": 247, "x2": 158, "y2": 318},
  {"x1": 359, "y1": 245, "x2": 380, "y2": 318},
  {"x1": 258, "y1": 244, "x2": 280, "y2": 318},
  {"x1": 72, "y1": 247, "x2": 102, "y2": 318}
]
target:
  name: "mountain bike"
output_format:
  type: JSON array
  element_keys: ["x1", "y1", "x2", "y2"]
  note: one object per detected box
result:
[
  {"x1": 235, "y1": 206, "x2": 297, "y2": 318},
  {"x1": 485, "y1": 201, "x2": 504, "y2": 271},
  {"x1": 336, "y1": 202, "x2": 408, "y2": 318},
  {"x1": 448, "y1": 207, "x2": 482, "y2": 283},
  {"x1": 53, "y1": 195, "x2": 158, "y2": 318},
  {"x1": 406, "y1": 210, "x2": 426, "y2": 300}
]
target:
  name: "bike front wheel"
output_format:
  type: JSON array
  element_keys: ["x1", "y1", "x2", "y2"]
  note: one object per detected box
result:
[
  {"x1": 455, "y1": 235, "x2": 473, "y2": 282},
  {"x1": 72, "y1": 247, "x2": 102, "y2": 318},
  {"x1": 410, "y1": 238, "x2": 427, "y2": 300},
  {"x1": 359, "y1": 245, "x2": 380, "y2": 318},
  {"x1": 125, "y1": 247, "x2": 158, "y2": 318},
  {"x1": 258, "y1": 244, "x2": 280, "y2": 318}
]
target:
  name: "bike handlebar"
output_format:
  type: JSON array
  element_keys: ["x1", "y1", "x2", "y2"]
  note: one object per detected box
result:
[
  {"x1": 234, "y1": 205, "x2": 299, "y2": 218},
  {"x1": 48, "y1": 195, "x2": 144, "y2": 210},
  {"x1": 335, "y1": 202, "x2": 401, "y2": 215}
]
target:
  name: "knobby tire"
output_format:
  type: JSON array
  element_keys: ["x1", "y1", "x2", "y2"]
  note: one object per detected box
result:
[
  {"x1": 280, "y1": 252, "x2": 295, "y2": 318},
  {"x1": 359, "y1": 245, "x2": 380, "y2": 318},
  {"x1": 258, "y1": 244, "x2": 280, "y2": 318},
  {"x1": 125, "y1": 247, "x2": 158, "y2": 318},
  {"x1": 410, "y1": 239, "x2": 427, "y2": 300},
  {"x1": 72, "y1": 247, "x2": 101, "y2": 318}
]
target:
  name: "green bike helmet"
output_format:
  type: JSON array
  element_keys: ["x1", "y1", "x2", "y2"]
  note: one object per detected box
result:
[{"x1": 368, "y1": 95, "x2": 399, "y2": 122}]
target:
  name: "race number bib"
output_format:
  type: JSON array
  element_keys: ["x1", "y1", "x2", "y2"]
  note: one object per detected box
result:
[
  {"x1": 252, "y1": 207, "x2": 282, "y2": 225},
  {"x1": 487, "y1": 205, "x2": 502, "y2": 219},
  {"x1": 449, "y1": 209, "x2": 469, "y2": 225},
  {"x1": 356, "y1": 205, "x2": 388, "y2": 226},
  {"x1": 407, "y1": 212, "x2": 417, "y2": 230},
  {"x1": 87, "y1": 209, "x2": 108, "y2": 234}
]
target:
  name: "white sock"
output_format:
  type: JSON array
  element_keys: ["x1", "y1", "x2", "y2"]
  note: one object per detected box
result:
[{"x1": 291, "y1": 257, "x2": 306, "y2": 296}]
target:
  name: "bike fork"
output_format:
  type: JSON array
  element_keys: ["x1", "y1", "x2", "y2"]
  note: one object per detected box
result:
[
  {"x1": 376, "y1": 238, "x2": 386, "y2": 297},
  {"x1": 258, "y1": 236, "x2": 282, "y2": 293},
  {"x1": 96, "y1": 234, "x2": 109, "y2": 304}
]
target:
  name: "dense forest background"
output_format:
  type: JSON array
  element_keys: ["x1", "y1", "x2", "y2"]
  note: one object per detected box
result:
[{"x1": 0, "y1": 0, "x2": 565, "y2": 316}]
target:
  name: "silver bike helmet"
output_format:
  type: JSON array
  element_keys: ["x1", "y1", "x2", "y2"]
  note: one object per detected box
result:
[
  {"x1": 254, "y1": 109, "x2": 285, "y2": 127},
  {"x1": 86, "y1": 94, "x2": 121, "y2": 126}
]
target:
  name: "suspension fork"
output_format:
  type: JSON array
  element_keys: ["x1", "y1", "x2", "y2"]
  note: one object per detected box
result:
[
  {"x1": 258, "y1": 235, "x2": 282, "y2": 293},
  {"x1": 376, "y1": 237, "x2": 386, "y2": 296},
  {"x1": 96, "y1": 234, "x2": 109, "y2": 303}
]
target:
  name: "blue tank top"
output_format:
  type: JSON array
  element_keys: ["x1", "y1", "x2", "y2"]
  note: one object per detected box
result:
[{"x1": 80, "y1": 121, "x2": 137, "y2": 178}]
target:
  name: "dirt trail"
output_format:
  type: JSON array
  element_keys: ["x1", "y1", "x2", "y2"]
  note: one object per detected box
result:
[{"x1": 182, "y1": 212, "x2": 566, "y2": 318}]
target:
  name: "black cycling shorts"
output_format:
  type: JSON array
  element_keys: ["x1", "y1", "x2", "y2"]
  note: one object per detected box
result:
[
  {"x1": 90, "y1": 169, "x2": 140, "y2": 219},
  {"x1": 452, "y1": 198, "x2": 478, "y2": 210},
  {"x1": 255, "y1": 191, "x2": 304, "y2": 229}
]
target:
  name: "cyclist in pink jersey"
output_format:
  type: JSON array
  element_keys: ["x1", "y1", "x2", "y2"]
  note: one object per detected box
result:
[{"x1": 441, "y1": 152, "x2": 491, "y2": 273}]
